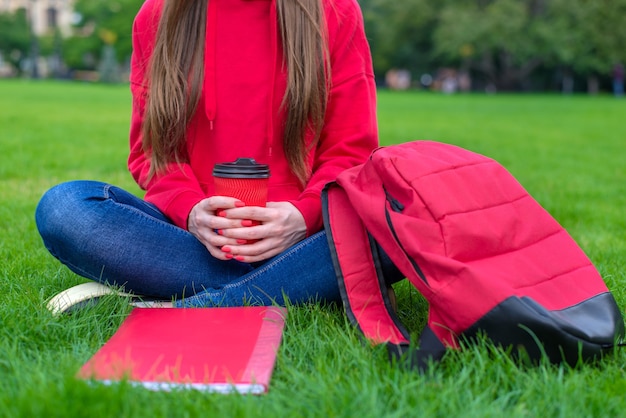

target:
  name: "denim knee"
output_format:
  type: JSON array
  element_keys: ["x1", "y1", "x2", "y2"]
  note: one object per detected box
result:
[
  {"x1": 36, "y1": 182, "x2": 70, "y2": 241},
  {"x1": 35, "y1": 181, "x2": 102, "y2": 254}
]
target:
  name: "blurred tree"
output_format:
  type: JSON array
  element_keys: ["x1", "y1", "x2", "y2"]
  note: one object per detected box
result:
[
  {"x1": 39, "y1": 29, "x2": 65, "y2": 78},
  {"x1": 359, "y1": 0, "x2": 626, "y2": 92},
  {"x1": 65, "y1": 0, "x2": 144, "y2": 76},
  {"x1": 542, "y1": 0, "x2": 626, "y2": 93},
  {"x1": 0, "y1": 9, "x2": 31, "y2": 75},
  {"x1": 432, "y1": 0, "x2": 552, "y2": 91},
  {"x1": 62, "y1": 35, "x2": 101, "y2": 71},
  {"x1": 359, "y1": 0, "x2": 439, "y2": 82}
]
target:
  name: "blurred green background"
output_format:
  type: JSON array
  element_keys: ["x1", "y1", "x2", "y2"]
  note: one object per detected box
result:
[{"x1": 1, "y1": 0, "x2": 625, "y2": 94}]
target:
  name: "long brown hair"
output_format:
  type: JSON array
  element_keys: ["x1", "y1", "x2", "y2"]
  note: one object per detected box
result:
[{"x1": 143, "y1": 0, "x2": 330, "y2": 184}]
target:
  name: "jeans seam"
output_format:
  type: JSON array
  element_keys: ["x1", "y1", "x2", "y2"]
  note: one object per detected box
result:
[{"x1": 103, "y1": 184, "x2": 191, "y2": 239}]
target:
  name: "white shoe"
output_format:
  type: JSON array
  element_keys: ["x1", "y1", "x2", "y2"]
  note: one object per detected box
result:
[{"x1": 46, "y1": 282, "x2": 172, "y2": 315}]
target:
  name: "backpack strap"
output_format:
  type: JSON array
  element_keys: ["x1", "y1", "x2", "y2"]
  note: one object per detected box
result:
[
  {"x1": 323, "y1": 181, "x2": 448, "y2": 372},
  {"x1": 322, "y1": 183, "x2": 410, "y2": 345}
]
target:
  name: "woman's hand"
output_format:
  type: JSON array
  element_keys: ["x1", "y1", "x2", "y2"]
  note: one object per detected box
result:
[
  {"x1": 187, "y1": 196, "x2": 247, "y2": 260},
  {"x1": 188, "y1": 199, "x2": 307, "y2": 263}
]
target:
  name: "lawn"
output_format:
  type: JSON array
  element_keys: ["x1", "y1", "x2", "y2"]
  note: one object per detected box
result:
[{"x1": 1, "y1": 80, "x2": 625, "y2": 417}]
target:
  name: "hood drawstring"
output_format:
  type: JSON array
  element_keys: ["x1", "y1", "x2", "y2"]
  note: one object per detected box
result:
[
  {"x1": 267, "y1": 0, "x2": 278, "y2": 158},
  {"x1": 204, "y1": 0, "x2": 218, "y2": 130},
  {"x1": 203, "y1": 0, "x2": 278, "y2": 148}
]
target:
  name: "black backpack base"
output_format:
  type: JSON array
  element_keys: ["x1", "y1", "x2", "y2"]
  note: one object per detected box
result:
[{"x1": 387, "y1": 292, "x2": 624, "y2": 372}]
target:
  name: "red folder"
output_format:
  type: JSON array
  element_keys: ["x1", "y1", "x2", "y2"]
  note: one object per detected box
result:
[{"x1": 77, "y1": 307, "x2": 286, "y2": 394}]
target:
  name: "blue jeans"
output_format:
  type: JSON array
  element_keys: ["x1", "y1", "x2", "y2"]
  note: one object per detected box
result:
[{"x1": 35, "y1": 181, "x2": 403, "y2": 307}]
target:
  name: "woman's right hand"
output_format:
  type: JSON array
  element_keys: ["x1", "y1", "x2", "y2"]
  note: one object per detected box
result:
[{"x1": 187, "y1": 196, "x2": 246, "y2": 260}]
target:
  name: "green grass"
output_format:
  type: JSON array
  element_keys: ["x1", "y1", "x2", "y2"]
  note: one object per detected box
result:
[{"x1": 1, "y1": 80, "x2": 625, "y2": 417}]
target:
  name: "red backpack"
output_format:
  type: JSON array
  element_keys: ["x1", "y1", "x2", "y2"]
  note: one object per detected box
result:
[{"x1": 322, "y1": 141, "x2": 624, "y2": 370}]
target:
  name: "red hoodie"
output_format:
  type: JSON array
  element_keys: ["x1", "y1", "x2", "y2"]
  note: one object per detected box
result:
[{"x1": 128, "y1": 0, "x2": 377, "y2": 235}]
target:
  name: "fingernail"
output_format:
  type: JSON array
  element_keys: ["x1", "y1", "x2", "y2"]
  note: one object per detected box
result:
[
  {"x1": 217, "y1": 210, "x2": 227, "y2": 217},
  {"x1": 217, "y1": 229, "x2": 223, "y2": 235},
  {"x1": 235, "y1": 256, "x2": 245, "y2": 262},
  {"x1": 222, "y1": 246, "x2": 231, "y2": 253},
  {"x1": 241, "y1": 220, "x2": 253, "y2": 227},
  {"x1": 234, "y1": 201, "x2": 245, "y2": 207},
  {"x1": 225, "y1": 254, "x2": 233, "y2": 259},
  {"x1": 236, "y1": 239, "x2": 248, "y2": 244}
]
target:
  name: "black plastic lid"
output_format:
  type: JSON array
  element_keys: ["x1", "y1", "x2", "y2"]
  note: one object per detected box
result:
[{"x1": 213, "y1": 158, "x2": 270, "y2": 179}]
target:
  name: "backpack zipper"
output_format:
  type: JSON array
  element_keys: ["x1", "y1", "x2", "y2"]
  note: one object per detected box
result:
[{"x1": 384, "y1": 189, "x2": 429, "y2": 287}]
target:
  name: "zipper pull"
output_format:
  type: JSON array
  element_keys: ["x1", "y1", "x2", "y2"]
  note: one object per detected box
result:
[{"x1": 384, "y1": 188, "x2": 405, "y2": 213}]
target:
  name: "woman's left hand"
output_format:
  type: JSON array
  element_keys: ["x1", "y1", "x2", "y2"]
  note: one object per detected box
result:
[{"x1": 217, "y1": 202, "x2": 307, "y2": 263}]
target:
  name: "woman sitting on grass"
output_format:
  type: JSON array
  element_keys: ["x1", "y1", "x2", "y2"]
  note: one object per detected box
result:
[{"x1": 35, "y1": 0, "x2": 403, "y2": 307}]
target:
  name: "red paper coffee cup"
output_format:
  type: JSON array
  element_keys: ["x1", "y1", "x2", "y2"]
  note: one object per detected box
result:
[
  {"x1": 213, "y1": 158, "x2": 270, "y2": 205},
  {"x1": 213, "y1": 158, "x2": 270, "y2": 243}
]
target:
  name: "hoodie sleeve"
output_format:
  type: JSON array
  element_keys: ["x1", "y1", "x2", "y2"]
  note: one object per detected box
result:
[
  {"x1": 289, "y1": 0, "x2": 378, "y2": 235},
  {"x1": 128, "y1": 1, "x2": 206, "y2": 230}
]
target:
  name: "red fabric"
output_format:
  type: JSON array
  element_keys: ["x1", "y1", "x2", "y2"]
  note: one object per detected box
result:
[
  {"x1": 327, "y1": 186, "x2": 410, "y2": 345},
  {"x1": 330, "y1": 141, "x2": 609, "y2": 348},
  {"x1": 128, "y1": 0, "x2": 377, "y2": 233}
]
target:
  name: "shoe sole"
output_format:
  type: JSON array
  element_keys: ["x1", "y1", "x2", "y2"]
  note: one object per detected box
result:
[{"x1": 46, "y1": 282, "x2": 171, "y2": 315}]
